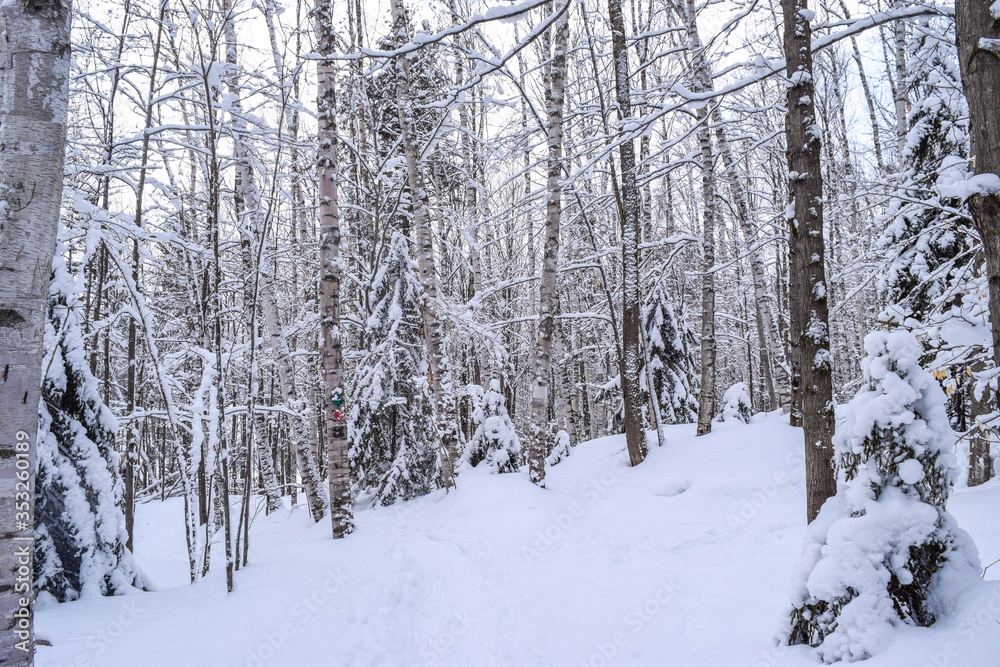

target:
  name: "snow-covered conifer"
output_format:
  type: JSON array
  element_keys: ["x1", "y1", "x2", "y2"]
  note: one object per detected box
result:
[
  {"x1": 878, "y1": 21, "x2": 973, "y2": 327},
  {"x1": 35, "y1": 254, "x2": 143, "y2": 602},
  {"x1": 784, "y1": 331, "x2": 979, "y2": 662},
  {"x1": 719, "y1": 383, "x2": 752, "y2": 423},
  {"x1": 467, "y1": 380, "x2": 520, "y2": 473},
  {"x1": 546, "y1": 429, "x2": 571, "y2": 467},
  {"x1": 641, "y1": 283, "x2": 699, "y2": 424},
  {"x1": 348, "y1": 233, "x2": 441, "y2": 505}
]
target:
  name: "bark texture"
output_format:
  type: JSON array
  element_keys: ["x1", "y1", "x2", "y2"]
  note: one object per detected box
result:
[
  {"x1": 956, "y1": 0, "x2": 1000, "y2": 373},
  {"x1": 528, "y1": 0, "x2": 569, "y2": 487},
  {"x1": 782, "y1": 0, "x2": 837, "y2": 522},
  {"x1": 684, "y1": 0, "x2": 717, "y2": 437},
  {"x1": 314, "y1": 0, "x2": 354, "y2": 537},
  {"x1": 608, "y1": 0, "x2": 647, "y2": 467},
  {"x1": 0, "y1": 0, "x2": 72, "y2": 660}
]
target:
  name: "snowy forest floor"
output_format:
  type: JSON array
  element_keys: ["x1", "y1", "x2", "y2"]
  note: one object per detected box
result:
[{"x1": 35, "y1": 414, "x2": 1000, "y2": 667}]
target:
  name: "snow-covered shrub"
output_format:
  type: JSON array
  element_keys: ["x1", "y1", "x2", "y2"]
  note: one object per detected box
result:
[
  {"x1": 348, "y1": 233, "x2": 441, "y2": 505},
  {"x1": 719, "y1": 382, "x2": 752, "y2": 424},
  {"x1": 546, "y1": 429, "x2": 571, "y2": 467},
  {"x1": 35, "y1": 253, "x2": 144, "y2": 601},
  {"x1": 783, "y1": 330, "x2": 979, "y2": 662},
  {"x1": 466, "y1": 380, "x2": 520, "y2": 473}
]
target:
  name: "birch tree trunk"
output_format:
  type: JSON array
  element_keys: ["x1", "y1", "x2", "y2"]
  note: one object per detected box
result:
[
  {"x1": 608, "y1": 0, "x2": 647, "y2": 467},
  {"x1": 527, "y1": 0, "x2": 570, "y2": 487},
  {"x1": 684, "y1": 0, "x2": 718, "y2": 437},
  {"x1": 389, "y1": 0, "x2": 458, "y2": 488},
  {"x1": 0, "y1": 0, "x2": 71, "y2": 660},
  {"x1": 314, "y1": 0, "x2": 354, "y2": 538},
  {"x1": 955, "y1": 0, "x2": 1000, "y2": 373},
  {"x1": 782, "y1": 0, "x2": 837, "y2": 522},
  {"x1": 893, "y1": 2, "x2": 908, "y2": 165}
]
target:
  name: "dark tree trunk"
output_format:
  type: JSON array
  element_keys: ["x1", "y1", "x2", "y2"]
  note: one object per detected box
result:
[
  {"x1": 956, "y1": 0, "x2": 1000, "y2": 373},
  {"x1": 782, "y1": 0, "x2": 837, "y2": 522},
  {"x1": 608, "y1": 0, "x2": 647, "y2": 467}
]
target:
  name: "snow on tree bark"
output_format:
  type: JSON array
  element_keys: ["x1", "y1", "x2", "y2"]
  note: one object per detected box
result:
[
  {"x1": 608, "y1": 0, "x2": 647, "y2": 467},
  {"x1": 527, "y1": 0, "x2": 569, "y2": 487},
  {"x1": 683, "y1": 0, "x2": 718, "y2": 437},
  {"x1": 0, "y1": 0, "x2": 71, "y2": 658},
  {"x1": 782, "y1": 0, "x2": 837, "y2": 522},
  {"x1": 956, "y1": 0, "x2": 1000, "y2": 373},
  {"x1": 314, "y1": 0, "x2": 354, "y2": 537}
]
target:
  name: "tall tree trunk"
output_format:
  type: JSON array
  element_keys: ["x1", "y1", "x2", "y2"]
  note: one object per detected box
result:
[
  {"x1": 684, "y1": 0, "x2": 718, "y2": 436},
  {"x1": 314, "y1": 0, "x2": 354, "y2": 538},
  {"x1": 782, "y1": 0, "x2": 837, "y2": 522},
  {"x1": 956, "y1": 0, "x2": 1000, "y2": 373},
  {"x1": 528, "y1": 0, "x2": 570, "y2": 487},
  {"x1": 0, "y1": 0, "x2": 71, "y2": 659},
  {"x1": 608, "y1": 0, "x2": 647, "y2": 466},
  {"x1": 389, "y1": 0, "x2": 458, "y2": 488}
]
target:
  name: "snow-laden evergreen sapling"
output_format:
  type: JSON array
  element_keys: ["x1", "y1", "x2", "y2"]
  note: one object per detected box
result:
[
  {"x1": 641, "y1": 281, "x2": 699, "y2": 425},
  {"x1": 783, "y1": 331, "x2": 979, "y2": 663},
  {"x1": 719, "y1": 382, "x2": 752, "y2": 423},
  {"x1": 466, "y1": 379, "x2": 520, "y2": 473},
  {"x1": 35, "y1": 254, "x2": 144, "y2": 602},
  {"x1": 546, "y1": 429, "x2": 571, "y2": 467},
  {"x1": 348, "y1": 233, "x2": 441, "y2": 505}
]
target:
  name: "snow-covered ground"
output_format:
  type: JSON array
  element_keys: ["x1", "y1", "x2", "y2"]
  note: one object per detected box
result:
[{"x1": 35, "y1": 414, "x2": 1000, "y2": 667}]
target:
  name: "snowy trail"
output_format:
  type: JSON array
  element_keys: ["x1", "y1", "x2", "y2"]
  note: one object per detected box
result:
[{"x1": 35, "y1": 414, "x2": 1000, "y2": 667}]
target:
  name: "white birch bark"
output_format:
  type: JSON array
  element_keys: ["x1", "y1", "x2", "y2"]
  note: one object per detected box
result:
[
  {"x1": 314, "y1": 0, "x2": 354, "y2": 537},
  {"x1": 682, "y1": 0, "x2": 717, "y2": 437},
  {"x1": 0, "y1": 1, "x2": 71, "y2": 658},
  {"x1": 527, "y1": 0, "x2": 570, "y2": 487}
]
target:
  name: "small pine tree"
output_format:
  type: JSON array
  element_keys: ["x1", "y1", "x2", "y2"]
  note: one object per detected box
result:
[
  {"x1": 546, "y1": 429, "x2": 571, "y2": 467},
  {"x1": 641, "y1": 282, "x2": 699, "y2": 424},
  {"x1": 719, "y1": 382, "x2": 752, "y2": 423},
  {"x1": 466, "y1": 380, "x2": 520, "y2": 473},
  {"x1": 348, "y1": 233, "x2": 441, "y2": 505},
  {"x1": 783, "y1": 330, "x2": 979, "y2": 662},
  {"x1": 35, "y1": 254, "x2": 143, "y2": 602}
]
